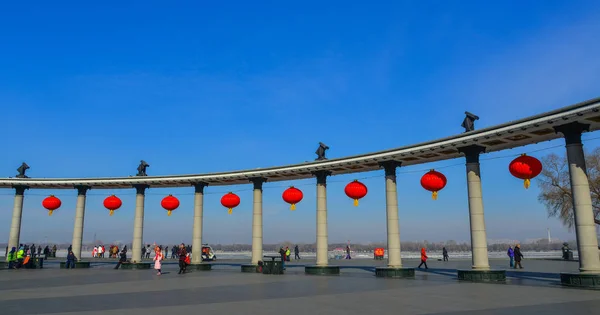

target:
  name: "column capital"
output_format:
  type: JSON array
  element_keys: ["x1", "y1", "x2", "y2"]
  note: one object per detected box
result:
[
  {"x1": 379, "y1": 161, "x2": 402, "y2": 177},
  {"x1": 249, "y1": 177, "x2": 267, "y2": 190},
  {"x1": 554, "y1": 122, "x2": 590, "y2": 145},
  {"x1": 312, "y1": 170, "x2": 331, "y2": 185},
  {"x1": 193, "y1": 182, "x2": 208, "y2": 193},
  {"x1": 458, "y1": 145, "x2": 486, "y2": 164},
  {"x1": 75, "y1": 185, "x2": 91, "y2": 196},
  {"x1": 12, "y1": 185, "x2": 28, "y2": 195},
  {"x1": 133, "y1": 184, "x2": 149, "y2": 195}
]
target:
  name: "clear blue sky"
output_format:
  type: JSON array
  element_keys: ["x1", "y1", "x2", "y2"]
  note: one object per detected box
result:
[{"x1": 1, "y1": 1, "x2": 599, "y2": 245}]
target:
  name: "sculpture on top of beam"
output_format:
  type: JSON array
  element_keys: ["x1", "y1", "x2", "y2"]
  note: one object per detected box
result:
[
  {"x1": 461, "y1": 111, "x2": 479, "y2": 132},
  {"x1": 16, "y1": 162, "x2": 30, "y2": 178},
  {"x1": 315, "y1": 142, "x2": 329, "y2": 161},
  {"x1": 136, "y1": 160, "x2": 150, "y2": 176}
]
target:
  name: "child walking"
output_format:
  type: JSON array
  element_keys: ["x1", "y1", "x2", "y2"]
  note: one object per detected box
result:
[{"x1": 153, "y1": 246, "x2": 163, "y2": 275}]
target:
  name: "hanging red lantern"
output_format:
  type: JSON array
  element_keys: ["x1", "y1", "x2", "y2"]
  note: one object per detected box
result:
[
  {"x1": 161, "y1": 195, "x2": 180, "y2": 216},
  {"x1": 420, "y1": 169, "x2": 447, "y2": 200},
  {"x1": 509, "y1": 153, "x2": 543, "y2": 189},
  {"x1": 282, "y1": 186, "x2": 303, "y2": 210},
  {"x1": 345, "y1": 180, "x2": 368, "y2": 206},
  {"x1": 42, "y1": 195, "x2": 61, "y2": 216},
  {"x1": 103, "y1": 195, "x2": 122, "y2": 216},
  {"x1": 221, "y1": 192, "x2": 240, "y2": 214}
]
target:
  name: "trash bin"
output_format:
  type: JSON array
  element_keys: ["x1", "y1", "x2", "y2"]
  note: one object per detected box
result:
[
  {"x1": 271, "y1": 260, "x2": 284, "y2": 275},
  {"x1": 566, "y1": 251, "x2": 574, "y2": 260},
  {"x1": 262, "y1": 260, "x2": 273, "y2": 274},
  {"x1": 31, "y1": 257, "x2": 44, "y2": 269}
]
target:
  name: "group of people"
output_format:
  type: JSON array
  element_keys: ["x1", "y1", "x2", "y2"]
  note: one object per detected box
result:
[
  {"x1": 5, "y1": 244, "x2": 57, "y2": 269},
  {"x1": 277, "y1": 245, "x2": 301, "y2": 270},
  {"x1": 143, "y1": 244, "x2": 192, "y2": 260},
  {"x1": 417, "y1": 247, "x2": 450, "y2": 269},
  {"x1": 507, "y1": 244, "x2": 524, "y2": 269},
  {"x1": 152, "y1": 243, "x2": 191, "y2": 275},
  {"x1": 91, "y1": 245, "x2": 106, "y2": 258}
]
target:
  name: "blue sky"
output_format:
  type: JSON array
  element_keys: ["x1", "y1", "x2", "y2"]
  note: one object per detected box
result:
[{"x1": 1, "y1": 1, "x2": 599, "y2": 245}]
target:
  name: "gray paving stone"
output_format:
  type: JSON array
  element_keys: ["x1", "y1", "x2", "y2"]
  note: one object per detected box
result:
[{"x1": 0, "y1": 259, "x2": 597, "y2": 315}]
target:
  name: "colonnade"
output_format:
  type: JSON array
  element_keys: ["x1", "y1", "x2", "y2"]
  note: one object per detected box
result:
[{"x1": 4, "y1": 122, "x2": 600, "y2": 285}]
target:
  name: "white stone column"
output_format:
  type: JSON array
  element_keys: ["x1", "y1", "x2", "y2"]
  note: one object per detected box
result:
[
  {"x1": 459, "y1": 145, "x2": 490, "y2": 270},
  {"x1": 250, "y1": 178, "x2": 266, "y2": 265},
  {"x1": 132, "y1": 185, "x2": 148, "y2": 263},
  {"x1": 7, "y1": 186, "x2": 27, "y2": 251},
  {"x1": 191, "y1": 183, "x2": 207, "y2": 264},
  {"x1": 71, "y1": 186, "x2": 90, "y2": 260},
  {"x1": 382, "y1": 162, "x2": 403, "y2": 268},
  {"x1": 314, "y1": 171, "x2": 331, "y2": 266},
  {"x1": 555, "y1": 123, "x2": 600, "y2": 273}
]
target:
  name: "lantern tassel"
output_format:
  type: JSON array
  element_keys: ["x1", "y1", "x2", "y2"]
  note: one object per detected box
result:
[
  {"x1": 48, "y1": 210, "x2": 53, "y2": 216},
  {"x1": 228, "y1": 208, "x2": 232, "y2": 215},
  {"x1": 354, "y1": 199, "x2": 359, "y2": 207},
  {"x1": 432, "y1": 191, "x2": 438, "y2": 200},
  {"x1": 109, "y1": 210, "x2": 114, "y2": 216},
  {"x1": 524, "y1": 178, "x2": 530, "y2": 189},
  {"x1": 290, "y1": 204, "x2": 296, "y2": 211},
  {"x1": 167, "y1": 210, "x2": 172, "y2": 216}
]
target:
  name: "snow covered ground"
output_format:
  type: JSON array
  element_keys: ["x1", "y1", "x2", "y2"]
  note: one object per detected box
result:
[{"x1": 52, "y1": 249, "x2": 572, "y2": 260}]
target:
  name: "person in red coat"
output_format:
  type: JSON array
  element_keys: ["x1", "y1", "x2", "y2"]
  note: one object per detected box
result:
[{"x1": 417, "y1": 248, "x2": 428, "y2": 269}]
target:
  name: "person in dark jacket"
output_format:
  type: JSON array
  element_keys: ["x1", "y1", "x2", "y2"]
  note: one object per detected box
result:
[
  {"x1": 513, "y1": 244, "x2": 524, "y2": 269},
  {"x1": 294, "y1": 245, "x2": 300, "y2": 260},
  {"x1": 66, "y1": 251, "x2": 77, "y2": 269},
  {"x1": 178, "y1": 243, "x2": 188, "y2": 274},
  {"x1": 442, "y1": 247, "x2": 449, "y2": 261},
  {"x1": 114, "y1": 250, "x2": 127, "y2": 269},
  {"x1": 279, "y1": 247, "x2": 286, "y2": 270}
]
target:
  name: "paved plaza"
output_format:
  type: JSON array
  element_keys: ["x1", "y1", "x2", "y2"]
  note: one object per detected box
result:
[{"x1": 1, "y1": 258, "x2": 599, "y2": 314}]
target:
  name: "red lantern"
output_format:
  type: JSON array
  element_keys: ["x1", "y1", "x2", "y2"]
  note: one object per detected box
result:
[
  {"x1": 42, "y1": 195, "x2": 61, "y2": 216},
  {"x1": 509, "y1": 153, "x2": 542, "y2": 189},
  {"x1": 420, "y1": 169, "x2": 447, "y2": 200},
  {"x1": 103, "y1": 195, "x2": 122, "y2": 216},
  {"x1": 282, "y1": 186, "x2": 303, "y2": 210},
  {"x1": 221, "y1": 192, "x2": 240, "y2": 215},
  {"x1": 345, "y1": 180, "x2": 368, "y2": 206},
  {"x1": 161, "y1": 195, "x2": 180, "y2": 216}
]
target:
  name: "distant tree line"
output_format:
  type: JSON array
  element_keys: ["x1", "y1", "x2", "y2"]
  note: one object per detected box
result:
[{"x1": 208, "y1": 239, "x2": 573, "y2": 252}]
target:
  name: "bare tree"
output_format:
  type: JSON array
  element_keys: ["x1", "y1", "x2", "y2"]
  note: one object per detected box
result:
[{"x1": 537, "y1": 148, "x2": 600, "y2": 230}]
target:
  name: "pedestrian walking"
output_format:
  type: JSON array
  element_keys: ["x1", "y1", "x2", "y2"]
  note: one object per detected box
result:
[
  {"x1": 153, "y1": 246, "x2": 163, "y2": 276},
  {"x1": 178, "y1": 243, "x2": 188, "y2": 274},
  {"x1": 442, "y1": 247, "x2": 449, "y2": 262},
  {"x1": 417, "y1": 248, "x2": 428, "y2": 269},
  {"x1": 294, "y1": 245, "x2": 300, "y2": 260},
  {"x1": 507, "y1": 246, "x2": 514, "y2": 268},
  {"x1": 514, "y1": 244, "x2": 524, "y2": 269}
]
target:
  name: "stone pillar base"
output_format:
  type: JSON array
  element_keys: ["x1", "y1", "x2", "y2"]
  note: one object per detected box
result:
[
  {"x1": 457, "y1": 269, "x2": 506, "y2": 282},
  {"x1": 120, "y1": 263, "x2": 151, "y2": 270},
  {"x1": 241, "y1": 264, "x2": 259, "y2": 273},
  {"x1": 560, "y1": 272, "x2": 600, "y2": 289},
  {"x1": 305, "y1": 265, "x2": 340, "y2": 275},
  {"x1": 375, "y1": 267, "x2": 415, "y2": 278},
  {"x1": 60, "y1": 261, "x2": 91, "y2": 269},
  {"x1": 189, "y1": 264, "x2": 212, "y2": 271}
]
